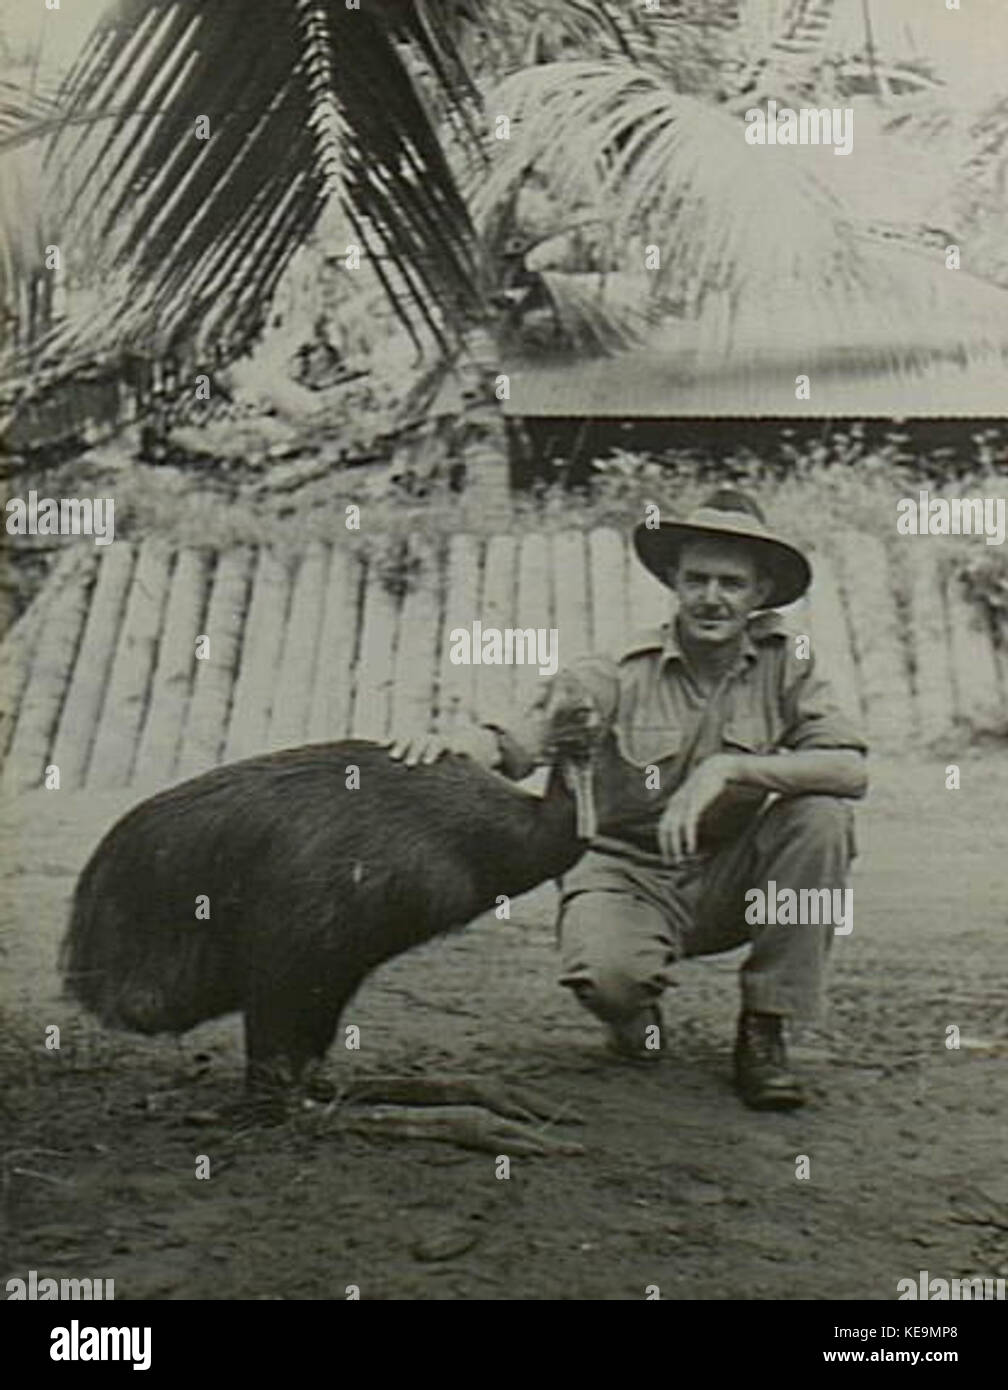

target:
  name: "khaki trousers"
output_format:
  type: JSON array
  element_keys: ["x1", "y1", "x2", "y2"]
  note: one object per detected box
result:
[{"x1": 557, "y1": 795, "x2": 856, "y2": 1023}]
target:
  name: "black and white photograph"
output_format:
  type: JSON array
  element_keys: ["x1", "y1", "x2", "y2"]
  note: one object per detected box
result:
[{"x1": 1, "y1": 0, "x2": 1006, "y2": 1347}]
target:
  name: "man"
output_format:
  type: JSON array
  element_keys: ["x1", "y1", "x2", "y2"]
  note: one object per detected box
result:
[{"x1": 389, "y1": 489, "x2": 868, "y2": 1110}]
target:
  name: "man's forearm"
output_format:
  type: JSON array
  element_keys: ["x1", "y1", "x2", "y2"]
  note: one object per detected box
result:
[{"x1": 723, "y1": 748, "x2": 868, "y2": 800}]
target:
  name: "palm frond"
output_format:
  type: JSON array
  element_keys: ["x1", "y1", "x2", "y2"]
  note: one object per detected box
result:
[
  {"x1": 23, "y1": 0, "x2": 482, "y2": 374},
  {"x1": 0, "y1": 75, "x2": 64, "y2": 150},
  {"x1": 878, "y1": 89, "x2": 1008, "y2": 284},
  {"x1": 728, "y1": 0, "x2": 940, "y2": 105},
  {"x1": 473, "y1": 56, "x2": 1008, "y2": 366},
  {"x1": 0, "y1": 77, "x2": 65, "y2": 353},
  {"x1": 533, "y1": 267, "x2": 662, "y2": 353},
  {"x1": 474, "y1": 62, "x2": 868, "y2": 330},
  {"x1": 735, "y1": 0, "x2": 833, "y2": 58}
]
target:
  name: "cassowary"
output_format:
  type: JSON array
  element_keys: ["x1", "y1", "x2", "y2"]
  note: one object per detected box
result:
[{"x1": 61, "y1": 672, "x2": 610, "y2": 1089}]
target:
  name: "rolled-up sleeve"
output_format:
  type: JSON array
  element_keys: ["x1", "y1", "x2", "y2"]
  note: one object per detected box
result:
[{"x1": 779, "y1": 653, "x2": 868, "y2": 753}]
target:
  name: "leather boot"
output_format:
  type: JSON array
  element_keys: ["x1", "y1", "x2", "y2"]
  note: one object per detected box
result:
[{"x1": 734, "y1": 1010, "x2": 806, "y2": 1110}]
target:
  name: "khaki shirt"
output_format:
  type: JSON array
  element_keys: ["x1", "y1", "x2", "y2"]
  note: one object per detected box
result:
[{"x1": 489, "y1": 612, "x2": 868, "y2": 856}]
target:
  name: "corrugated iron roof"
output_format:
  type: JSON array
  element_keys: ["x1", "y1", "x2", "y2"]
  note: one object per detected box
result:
[
  {"x1": 498, "y1": 351, "x2": 1008, "y2": 418},
  {"x1": 499, "y1": 250, "x2": 1008, "y2": 418}
]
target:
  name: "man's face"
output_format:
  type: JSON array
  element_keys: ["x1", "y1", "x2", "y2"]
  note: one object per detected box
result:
[{"x1": 670, "y1": 538, "x2": 771, "y2": 649}]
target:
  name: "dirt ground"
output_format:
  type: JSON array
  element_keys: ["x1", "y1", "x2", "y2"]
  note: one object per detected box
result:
[{"x1": 1, "y1": 753, "x2": 1005, "y2": 1301}]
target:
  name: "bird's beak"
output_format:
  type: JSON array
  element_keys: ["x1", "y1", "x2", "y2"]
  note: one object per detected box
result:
[{"x1": 562, "y1": 759, "x2": 597, "y2": 841}]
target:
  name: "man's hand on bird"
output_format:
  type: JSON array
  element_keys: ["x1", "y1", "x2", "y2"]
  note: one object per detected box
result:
[
  {"x1": 384, "y1": 725, "x2": 499, "y2": 769},
  {"x1": 657, "y1": 754, "x2": 738, "y2": 862}
]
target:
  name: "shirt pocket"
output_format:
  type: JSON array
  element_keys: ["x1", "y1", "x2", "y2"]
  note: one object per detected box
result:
[
  {"x1": 721, "y1": 711, "x2": 774, "y2": 755},
  {"x1": 615, "y1": 719, "x2": 684, "y2": 768}
]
